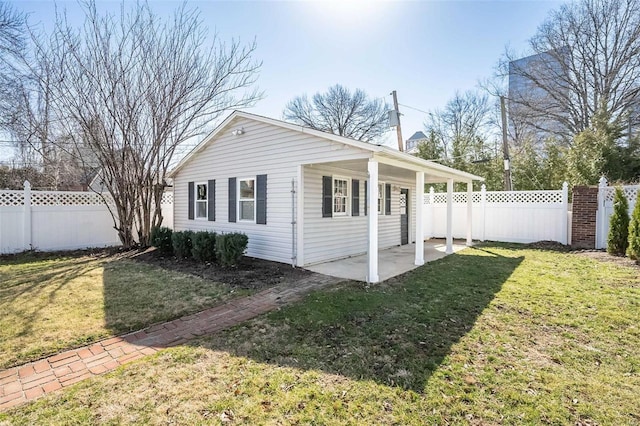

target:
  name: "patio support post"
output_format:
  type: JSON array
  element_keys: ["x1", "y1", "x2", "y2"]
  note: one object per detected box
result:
[
  {"x1": 367, "y1": 160, "x2": 379, "y2": 283},
  {"x1": 415, "y1": 171, "x2": 425, "y2": 265},
  {"x1": 446, "y1": 178, "x2": 453, "y2": 254},
  {"x1": 466, "y1": 181, "x2": 473, "y2": 246}
]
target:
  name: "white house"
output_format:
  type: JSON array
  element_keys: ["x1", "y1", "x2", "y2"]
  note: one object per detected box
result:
[
  {"x1": 169, "y1": 111, "x2": 483, "y2": 283},
  {"x1": 405, "y1": 131, "x2": 428, "y2": 154}
]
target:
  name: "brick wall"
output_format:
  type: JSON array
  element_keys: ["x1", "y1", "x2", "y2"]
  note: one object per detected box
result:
[{"x1": 571, "y1": 186, "x2": 598, "y2": 249}]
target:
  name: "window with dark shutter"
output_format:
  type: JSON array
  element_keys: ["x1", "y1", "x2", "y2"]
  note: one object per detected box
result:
[
  {"x1": 385, "y1": 183, "x2": 391, "y2": 215},
  {"x1": 364, "y1": 180, "x2": 368, "y2": 216},
  {"x1": 228, "y1": 177, "x2": 237, "y2": 223},
  {"x1": 352, "y1": 179, "x2": 359, "y2": 216},
  {"x1": 207, "y1": 179, "x2": 215, "y2": 221},
  {"x1": 322, "y1": 176, "x2": 332, "y2": 218},
  {"x1": 188, "y1": 182, "x2": 194, "y2": 220},
  {"x1": 256, "y1": 174, "x2": 267, "y2": 224}
]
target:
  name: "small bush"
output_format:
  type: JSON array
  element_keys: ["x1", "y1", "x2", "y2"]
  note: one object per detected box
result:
[
  {"x1": 607, "y1": 187, "x2": 630, "y2": 256},
  {"x1": 216, "y1": 233, "x2": 248, "y2": 267},
  {"x1": 192, "y1": 231, "x2": 217, "y2": 263},
  {"x1": 150, "y1": 226, "x2": 173, "y2": 254},
  {"x1": 627, "y1": 190, "x2": 640, "y2": 261},
  {"x1": 172, "y1": 230, "x2": 194, "y2": 259}
]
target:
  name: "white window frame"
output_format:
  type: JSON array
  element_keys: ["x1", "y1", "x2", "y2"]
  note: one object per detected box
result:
[
  {"x1": 333, "y1": 176, "x2": 350, "y2": 217},
  {"x1": 378, "y1": 182, "x2": 386, "y2": 215},
  {"x1": 195, "y1": 182, "x2": 208, "y2": 219},
  {"x1": 238, "y1": 177, "x2": 256, "y2": 222}
]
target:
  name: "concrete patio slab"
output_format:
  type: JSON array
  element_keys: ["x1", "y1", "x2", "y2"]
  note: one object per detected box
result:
[{"x1": 305, "y1": 239, "x2": 469, "y2": 282}]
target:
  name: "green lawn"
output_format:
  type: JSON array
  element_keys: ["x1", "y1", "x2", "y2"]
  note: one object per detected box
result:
[
  {"x1": 1, "y1": 245, "x2": 639, "y2": 425},
  {"x1": 0, "y1": 252, "x2": 246, "y2": 369}
]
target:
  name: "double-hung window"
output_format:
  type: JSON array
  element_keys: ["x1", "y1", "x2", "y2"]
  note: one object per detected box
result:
[
  {"x1": 195, "y1": 183, "x2": 207, "y2": 219},
  {"x1": 378, "y1": 182, "x2": 385, "y2": 214},
  {"x1": 239, "y1": 178, "x2": 255, "y2": 221},
  {"x1": 333, "y1": 177, "x2": 349, "y2": 216}
]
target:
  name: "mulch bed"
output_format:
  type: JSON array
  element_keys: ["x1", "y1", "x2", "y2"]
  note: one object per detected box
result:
[{"x1": 132, "y1": 248, "x2": 312, "y2": 291}]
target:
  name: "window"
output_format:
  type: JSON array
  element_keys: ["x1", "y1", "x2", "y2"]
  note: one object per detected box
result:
[
  {"x1": 378, "y1": 182, "x2": 385, "y2": 214},
  {"x1": 333, "y1": 177, "x2": 349, "y2": 215},
  {"x1": 239, "y1": 178, "x2": 255, "y2": 221},
  {"x1": 196, "y1": 183, "x2": 207, "y2": 218}
]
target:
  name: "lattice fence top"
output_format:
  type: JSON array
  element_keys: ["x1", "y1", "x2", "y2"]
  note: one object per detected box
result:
[
  {"x1": 485, "y1": 190, "x2": 562, "y2": 204},
  {"x1": 30, "y1": 191, "x2": 106, "y2": 206},
  {"x1": 0, "y1": 191, "x2": 24, "y2": 206},
  {"x1": 602, "y1": 185, "x2": 639, "y2": 203},
  {"x1": 0, "y1": 189, "x2": 174, "y2": 207},
  {"x1": 424, "y1": 189, "x2": 563, "y2": 204},
  {"x1": 161, "y1": 192, "x2": 173, "y2": 204}
]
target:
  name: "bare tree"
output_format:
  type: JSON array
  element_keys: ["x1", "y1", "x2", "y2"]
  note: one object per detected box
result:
[
  {"x1": 423, "y1": 90, "x2": 494, "y2": 162},
  {"x1": 283, "y1": 84, "x2": 390, "y2": 142},
  {"x1": 503, "y1": 0, "x2": 640, "y2": 140},
  {"x1": 29, "y1": 1, "x2": 261, "y2": 247}
]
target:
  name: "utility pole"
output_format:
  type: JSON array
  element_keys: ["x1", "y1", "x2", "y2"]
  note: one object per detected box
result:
[
  {"x1": 391, "y1": 90, "x2": 404, "y2": 152},
  {"x1": 500, "y1": 95, "x2": 513, "y2": 191}
]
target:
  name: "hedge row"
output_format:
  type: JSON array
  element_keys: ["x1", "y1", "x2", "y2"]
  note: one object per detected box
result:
[{"x1": 150, "y1": 227, "x2": 248, "y2": 266}]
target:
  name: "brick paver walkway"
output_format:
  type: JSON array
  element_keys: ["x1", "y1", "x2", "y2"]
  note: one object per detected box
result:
[{"x1": 0, "y1": 273, "x2": 339, "y2": 411}]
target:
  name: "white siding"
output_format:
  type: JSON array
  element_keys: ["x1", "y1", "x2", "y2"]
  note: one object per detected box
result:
[
  {"x1": 173, "y1": 117, "x2": 369, "y2": 264},
  {"x1": 303, "y1": 164, "x2": 416, "y2": 265}
]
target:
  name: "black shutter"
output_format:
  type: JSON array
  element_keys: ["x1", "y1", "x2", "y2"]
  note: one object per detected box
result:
[
  {"x1": 207, "y1": 179, "x2": 215, "y2": 221},
  {"x1": 352, "y1": 179, "x2": 359, "y2": 216},
  {"x1": 322, "y1": 176, "x2": 332, "y2": 218},
  {"x1": 385, "y1": 183, "x2": 391, "y2": 215},
  {"x1": 228, "y1": 177, "x2": 236, "y2": 223},
  {"x1": 188, "y1": 181, "x2": 194, "y2": 220},
  {"x1": 256, "y1": 174, "x2": 267, "y2": 224},
  {"x1": 364, "y1": 180, "x2": 368, "y2": 216}
]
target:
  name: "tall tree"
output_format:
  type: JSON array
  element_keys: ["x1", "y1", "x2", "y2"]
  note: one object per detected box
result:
[
  {"x1": 28, "y1": 1, "x2": 261, "y2": 247},
  {"x1": 423, "y1": 90, "x2": 494, "y2": 164},
  {"x1": 504, "y1": 0, "x2": 640, "y2": 140},
  {"x1": 283, "y1": 84, "x2": 389, "y2": 142}
]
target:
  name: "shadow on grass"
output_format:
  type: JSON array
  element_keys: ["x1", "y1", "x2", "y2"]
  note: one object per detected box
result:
[{"x1": 194, "y1": 247, "x2": 524, "y2": 393}]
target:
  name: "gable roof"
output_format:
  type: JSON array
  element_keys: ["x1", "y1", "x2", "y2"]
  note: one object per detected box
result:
[
  {"x1": 169, "y1": 111, "x2": 483, "y2": 182},
  {"x1": 407, "y1": 131, "x2": 428, "y2": 140}
]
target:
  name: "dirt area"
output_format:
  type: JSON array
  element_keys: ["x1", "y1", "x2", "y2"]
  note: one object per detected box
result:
[
  {"x1": 131, "y1": 248, "x2": 312, "y2": 291},
  {"x1": 522, "y1": 240, "x2": 640, "y2": 271},
  {"x1": 1, "y1": 246, "x2": 313, "y2": 292},
  {"x1": 574, "y1": 249, "x2": 640, "y2": 271}
]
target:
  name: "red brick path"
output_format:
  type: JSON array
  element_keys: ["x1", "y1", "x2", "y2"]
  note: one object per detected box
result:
[{"x1": 0, "y1": 274, "x2": 338, "y2": 411}]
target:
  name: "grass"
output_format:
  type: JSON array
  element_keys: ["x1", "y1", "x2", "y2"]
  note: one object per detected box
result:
[
  {"x1": 1, "y1": 244, "x2": 639, "y2": 425},
  {"x1": 0, "y1": 252, "x2": 246, "y2": 370}
]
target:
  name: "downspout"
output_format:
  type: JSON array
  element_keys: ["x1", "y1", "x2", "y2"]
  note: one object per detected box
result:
[{"x1": 291, "y1": 178, "x2": 296, "y2": 267}]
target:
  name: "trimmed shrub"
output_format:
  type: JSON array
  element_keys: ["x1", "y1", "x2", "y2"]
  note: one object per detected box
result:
[
  {"x1": 150, "y1": 226, "x2": 173, "y2": 254},
  {"x1": 627, "y1": 190, "x2": 640, "y2": 261},
  {"x1": 216, "y1": 232, "x2": 248, "y2": 267},
  {"x1": 172, "y1": 230, "x2": 194, "y2": 259},
  {"x1": 607, "y1": 187, "x2": 629, "y2": 256},
  {"x1": 192, "y1": 231, "x2": 217, "y2": 263}
]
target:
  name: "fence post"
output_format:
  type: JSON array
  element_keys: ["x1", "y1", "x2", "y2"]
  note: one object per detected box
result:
[
  {"x1": 23, "y1": 180, "x2": 32, "y2": 251},
  {"x1": 596, "y1": 176, "x2": 608, "y2": 249},
  {"x1": 429, "y1": 186, "x2": 434, "y2": 204},
  {"x1": 561, "y1": 181, "x2": 568, "y2": 245},
  {"x1": 480, "y1": 184, "x2": 486, "y2": 242}
]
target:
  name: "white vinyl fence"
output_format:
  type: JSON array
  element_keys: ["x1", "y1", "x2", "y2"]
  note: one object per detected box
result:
[
  {"x1": 424, "y1": 183, "x2": 570, "y2": 244},
  {"x1": 0, "y1": 181, "x2": 173, "y2": 254},
  {"x1": 595, "y1": 178, "x2": 638, "y2": 249}
]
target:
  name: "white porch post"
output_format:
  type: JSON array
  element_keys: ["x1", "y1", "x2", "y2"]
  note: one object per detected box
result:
[
  {"x1": 466, "y1": 181, "x2": 473, "y2": 246},
  {"x1": 446, "y1": 178, "x2": 454, "y2": 254},
  {"x1": 415, "y1": 171, "x2": 425, "y2": 265},
  {"x1": 367, "y1": 160, "x2": 379, "y2": 283}
]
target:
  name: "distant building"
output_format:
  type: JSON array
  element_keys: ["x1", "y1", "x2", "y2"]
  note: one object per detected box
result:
[
  {"x1": 405, "y1": 131, "x2": 428, "y2": 154},
  {"x1": 508, "y1": 51, "x2": 568, "y2": 142}
]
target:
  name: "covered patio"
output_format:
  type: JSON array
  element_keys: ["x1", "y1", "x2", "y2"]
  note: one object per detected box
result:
[{"x1": 305, "y1": 239, "x2": 469, "y2": 282}]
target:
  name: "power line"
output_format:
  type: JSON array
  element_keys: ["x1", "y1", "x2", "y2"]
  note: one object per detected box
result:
[{"x1": 398, "y1": 103, "x2": 430, "y2": 115}]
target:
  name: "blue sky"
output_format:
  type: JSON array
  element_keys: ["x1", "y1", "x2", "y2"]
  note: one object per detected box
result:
[{"x1": 3, "y1": 0, "x2": 562, "y2": 159}]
